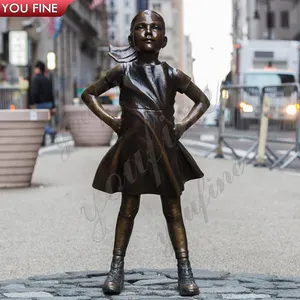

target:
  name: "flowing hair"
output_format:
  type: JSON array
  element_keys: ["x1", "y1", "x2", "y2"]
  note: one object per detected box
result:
[{"x1": 108, "y1": 10, "x2": 166, "y2": 63}]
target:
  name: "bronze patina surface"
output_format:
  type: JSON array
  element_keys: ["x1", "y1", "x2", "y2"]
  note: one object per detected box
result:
[{"x1": 81, "y1": 9, "x2": 210, "y2": 296}]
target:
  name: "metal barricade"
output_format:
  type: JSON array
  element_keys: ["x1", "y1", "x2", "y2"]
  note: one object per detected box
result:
[
  {"x1": 260, "y1": 83, "x2": 300, "y2": 170},
  {"x1": 0, "y1": 86, "x2": 28, "y2": 109},
  {"x1": 204, "y1": 85, "x2": 262, "y2": 161},
  {"x1": 205, "y1": 83, "x2": 300, "y2": 170}
]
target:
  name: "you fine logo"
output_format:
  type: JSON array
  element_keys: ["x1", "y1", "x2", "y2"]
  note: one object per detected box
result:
[{"x1": 0, "y1": 0, "x2": 75, "y2": 17}]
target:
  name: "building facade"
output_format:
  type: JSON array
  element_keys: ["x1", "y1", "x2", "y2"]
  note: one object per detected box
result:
[
  {"x1": 232, "y1": 0, "x2": 257, "y2": 42},
  {"x1": 0, "y1": 0, "x2": 109, "y2": 120},
  {"x1": 182, "y1": 35, "x2": 194, "y2": 80},
  {"x1": 60, "y1": 0, "x2": 109, "y2": 104},
  {"x1": 0, "y1": 0, "x2": 195, "y2": 123},
  {"x1": 106, "y1": 0, "x2": 137, "y2": 48},
  {"x1": 232, "y1": 0, "x2": 300, "y2": 42},
  {"x1": 251, "y1": 0, "x2": 300, "y2": 40}
]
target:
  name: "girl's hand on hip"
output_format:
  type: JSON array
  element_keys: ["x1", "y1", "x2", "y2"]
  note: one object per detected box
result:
[{"x1": 174, "y1": 122, "x2": 186, "y2": 140}]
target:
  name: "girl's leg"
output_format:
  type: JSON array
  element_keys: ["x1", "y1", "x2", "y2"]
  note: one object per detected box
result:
[
  {"x1": 161, "y1": 195, "x2": 188, "y2": 259},
  {"x1": 103, "y1": 193, "x2": 140, "y2": 295},
  {"x1": 161, "y1": 195, "x2": 199, "y2": 296},
  {"x1": 113, "y1": 193, "x2": 141, "y2": 256}
]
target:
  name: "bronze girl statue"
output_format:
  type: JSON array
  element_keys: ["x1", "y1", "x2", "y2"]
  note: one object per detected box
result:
[{"x1": 81, "y1": 10, "x2": 210, "y2": 297}]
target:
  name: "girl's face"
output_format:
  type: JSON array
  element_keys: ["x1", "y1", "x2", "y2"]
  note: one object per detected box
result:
[{"x1": 130, "y1": 12, "x2": 167, "y2": 53}]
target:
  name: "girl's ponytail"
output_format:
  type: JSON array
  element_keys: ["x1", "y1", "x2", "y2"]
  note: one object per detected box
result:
[{"x1": 108, "y1": 45, "x2": 137, "y2": 63}]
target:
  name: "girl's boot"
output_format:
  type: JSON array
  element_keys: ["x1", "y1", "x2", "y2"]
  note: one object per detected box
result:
[
  {"x1": 177, "y1": 258, "x2": 200, "y2": 296},
  {"x1": 102, "y1": 255, "x2": 124, "y2": 295}
]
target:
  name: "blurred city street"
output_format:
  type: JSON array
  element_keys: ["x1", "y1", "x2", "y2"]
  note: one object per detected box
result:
[
  {"x1": 1, "y1": 141, "x2": 300, "y2": 282},
  {"x1": 45, "y1": 120, "x2": 300, "y2": 172},
  {"x1": 183, "y1": 122, "x2": 300, "y2": 171},
  {"x1": 1, "y1": 0, "x2": 300, "y2": 298}
]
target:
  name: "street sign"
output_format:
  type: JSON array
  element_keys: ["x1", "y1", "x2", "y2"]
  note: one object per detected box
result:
[{"x1": 8, "y1": 30, "x2": 28, "y2": 66}]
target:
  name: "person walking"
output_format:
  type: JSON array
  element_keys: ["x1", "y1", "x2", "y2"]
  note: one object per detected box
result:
[{"x1": 29, "y1": 60, "x2": 56, "y2": 146}]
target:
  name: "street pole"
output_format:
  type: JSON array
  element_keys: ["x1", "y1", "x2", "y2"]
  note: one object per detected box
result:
[
  {"x1": 266, "y1": 0, "x2": 272, "y2": 39},
  {"x1": 26, "y1": 37, "x2": 32, "y2": 108}
]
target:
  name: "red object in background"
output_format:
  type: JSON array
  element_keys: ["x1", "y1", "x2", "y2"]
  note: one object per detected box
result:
[
  {"x1": 41, "y1": 16, "x2": 63, "y2": 39},
  {"x1": 89, "y1": 0, "x2": 104, "y2": 10},
  {"x1": 0, "y1": 0, "x2": 75, "y2": 17},
  {"x1": 42, "y1": 17, "x2": 55, "y2": 38}
]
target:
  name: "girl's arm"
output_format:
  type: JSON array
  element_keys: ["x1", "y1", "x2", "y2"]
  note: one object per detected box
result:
[
  {"x1": 176, "y1": 81, "x2": 211, "y2": 138},
  {"x1": 81, "y1": 66, "x2": 122, "y2": 133}
]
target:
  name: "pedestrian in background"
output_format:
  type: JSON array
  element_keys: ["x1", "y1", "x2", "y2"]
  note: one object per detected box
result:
[{"x1": 29, "y1": 60, "x2": 56, "y2": 146}]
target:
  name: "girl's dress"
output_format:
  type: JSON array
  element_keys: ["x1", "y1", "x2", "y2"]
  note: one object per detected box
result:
[{"x1": 92, "y1": 61, "x2": 204, "y2": 196}]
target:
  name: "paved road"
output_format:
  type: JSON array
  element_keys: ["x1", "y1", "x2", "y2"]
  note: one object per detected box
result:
[
  {"x1": 182, "y1": 124, "x2": 300, "y2": 171},
  {"x1": 2, "y1": 146, "x2": 300, "y2": 282},
  {"x1": 44, "y1": 123, "x2": 300, "y2": 172}
]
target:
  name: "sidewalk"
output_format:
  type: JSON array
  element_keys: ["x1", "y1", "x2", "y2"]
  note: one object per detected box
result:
[
  {"x1": 1, "y1": 144, "x2": 300, "y2": 297},
  {"x1": 1, "y1": 269, "x2": 300, "y2": 299}
]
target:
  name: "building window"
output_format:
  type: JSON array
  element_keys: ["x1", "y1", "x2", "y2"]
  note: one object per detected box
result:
[
  {"x1": 72, "y1": 32, "x2": 77, "y2": 63},
  {"x1": 110, "y1": 13, "x2": 115, "y2": 24},
  {"x1": 266, "y1": 11, "x2": 275, "y2": 28},
  {"x1": 110, "y1": 0, "x2": 114, "y2": 8},
  {"x1": 137, "y1": 0, "x2": 148, "y2": 12},
  {"x1": 152, "y1": 3, "x2": 161, "y2": 12},
  {"x1": 125, "y1": 0, "x2": 129, "y2": 7},
  {"x1": 125, "y1": 14, "x2": 130, "y2": 24},
  {"x1": 281, "y1": 11, "x2": 289, "y2": 28},
  {"x1": 110, "y1": 32, "x2": 115, "y2": 41}
]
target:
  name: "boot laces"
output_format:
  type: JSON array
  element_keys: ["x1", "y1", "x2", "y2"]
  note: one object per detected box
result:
[
  {"x1": 179, "y1": 263, "x2": 195, "y2": 284},
  {"x1": 107, "y1": 263, "x2": 123, "y2": 281}
]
